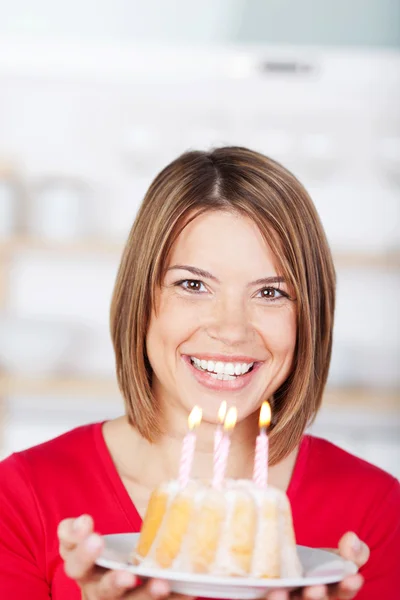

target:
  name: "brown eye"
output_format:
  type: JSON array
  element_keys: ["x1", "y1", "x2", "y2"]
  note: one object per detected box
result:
[
  {"x1": 263, "y1": 288, "x2": 274, "y2": 298},
  {"x1": 180, "y1": 279, "x2": 206, "y2": 293},
  {"x1": 258, "y1": 287, "x2": 284, "y2": 300}
]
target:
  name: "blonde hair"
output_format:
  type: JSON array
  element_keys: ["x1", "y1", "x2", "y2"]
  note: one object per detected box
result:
[{"x1": 110, "y1": 147, "x2": 336, "y2": 464}]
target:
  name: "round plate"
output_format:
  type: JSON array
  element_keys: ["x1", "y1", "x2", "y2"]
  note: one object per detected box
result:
[{"x1": 96, "y1": 533, "x2": 357, "y2": 599}]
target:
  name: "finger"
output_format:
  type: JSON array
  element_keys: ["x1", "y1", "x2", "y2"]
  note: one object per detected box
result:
[
  {"x1": 63, "y1": 533, "x2": 104, "y2": 582},
  {"x1": 58, "y1": 515, "x2": 94, "y2": 558},
  {"x1": 93, "y1": 569, "x2": 138, "y2": 598},
  {"x1": 338, "y1": 533, "x2": 370, "y2": 568},
  {"x1": 142, "y1": 580, "x2": 195, "y2": 600},
  {"x1": 302, "y1": 585, "x2": 328, "y2": 599},
  {"x1": 267, "y1": 590, "x2": 289, "y2": 599},
  {"x1": 129, "y1": 579, "x2": 193, "y2": 600},
  {"x1": 332, "y1": 574, "x2": 364, "y2": 599}
]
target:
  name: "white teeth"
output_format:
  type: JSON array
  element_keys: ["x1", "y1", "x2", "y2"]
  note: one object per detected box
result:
[
  {"x1": 225, "y1": 362, "x2": 235, "y2": 375},
  {"x1": 190, "y1": 356, "x2": 254, "y2": 377},
  {"x1": 206, "y1": 372, "x2": 236, "y2": 381},
  {"x1": 215, "y1": 361, "x2": 224, "y2": 374}
]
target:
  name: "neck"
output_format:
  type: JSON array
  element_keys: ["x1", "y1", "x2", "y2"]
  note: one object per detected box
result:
[
  {"x1": 105, "y1": 406, "x2": 299, "y2": 493},
  {"x1": 156, "y1": 408, "x2": 259, "y2": 482}
]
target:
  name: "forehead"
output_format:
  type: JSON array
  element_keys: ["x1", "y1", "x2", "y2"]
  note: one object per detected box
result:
[{"x1": 167, "y1": 210, "x2": 282, "y2": 274}]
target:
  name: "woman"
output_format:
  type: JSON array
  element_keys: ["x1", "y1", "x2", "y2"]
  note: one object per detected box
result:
[{"x1": 0, "y1": 147, "x2": 398, "y2": 600}]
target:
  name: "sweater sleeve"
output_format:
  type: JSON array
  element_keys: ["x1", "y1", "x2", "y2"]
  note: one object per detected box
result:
[
  {"x1": 0, "y1": 453, "x2": 51, "y2": 599},
  {"x1": 357, "y1": 478, "x2": 400, "y2": 600}
]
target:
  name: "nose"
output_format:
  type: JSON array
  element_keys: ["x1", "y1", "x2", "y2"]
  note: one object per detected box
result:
[{"x1": 205, "y1": 295, "x2": 251, "y2": 346}]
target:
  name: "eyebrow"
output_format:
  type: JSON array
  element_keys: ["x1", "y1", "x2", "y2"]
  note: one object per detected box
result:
[{"x1": 167, "y1": 265, "x2": 286, "y2": 287}]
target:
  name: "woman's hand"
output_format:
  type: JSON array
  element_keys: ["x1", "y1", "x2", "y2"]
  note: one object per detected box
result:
[
  {"x1": 268, "y1": 532, "x2": 370, "y2": 600},
  {"x1": 58, "y1": 515, "x2": 193, "y2": 600}
]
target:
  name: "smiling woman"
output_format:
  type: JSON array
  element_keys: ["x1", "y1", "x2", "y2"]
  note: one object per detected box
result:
[
  {"x1": 146, "y1": 211, "x2": 298, "y2": 439},
  {"x1": 0, "y1": 147, "x2": 399, "y2": 600},
  {"x1": 111, "y1": 148, "x2": 335, "y2": 465}
]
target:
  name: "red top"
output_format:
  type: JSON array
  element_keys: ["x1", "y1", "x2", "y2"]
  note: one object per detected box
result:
[{"x1": 0, "y1": 422, "x2": 399, "y2": 599}]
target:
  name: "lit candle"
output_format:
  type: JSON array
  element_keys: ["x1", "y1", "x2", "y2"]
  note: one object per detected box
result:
[
  {"x1": 212, "y1": 406, "x2": 237, "y2": 489},
  {"x1": 253, "y1": 401, "x2": 271, "y2": 488},
  {"x1": 178, "y1": 406, "x2": 202, "y2": 488},
  {"x1": 214, "y1": 401, "x2": 227, "y2": 452}
]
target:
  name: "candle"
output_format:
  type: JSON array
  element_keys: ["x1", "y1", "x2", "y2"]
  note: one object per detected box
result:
[
  {"x1": 253, "y1": 401, "x2": 271, "y2": 488},
  {"x1": 214, "y1": 401, "x2": 227, "y2": 452},
  {"x1": 212, "y1": 406, "x2": 237, "y2": 488},
  {"x1": 178, "y1": 406, "x2": 202, "y2": 488}
]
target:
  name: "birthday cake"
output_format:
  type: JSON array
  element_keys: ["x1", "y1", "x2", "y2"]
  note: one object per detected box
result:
[
  {"x1": 134, "y1": 478, "x2": 302, "y2": 578},
  {"x1": 134, "y1": 403, "x2": 301, "y2": 578}
]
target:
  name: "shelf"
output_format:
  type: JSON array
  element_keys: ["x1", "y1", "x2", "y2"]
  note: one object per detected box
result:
[
  {"x1": 1, "y1": 236, "x2": 399, "y2": 268},
  {"x1": 332, "y1": 252, "x2": 400, "y2": 269},
  {"x1": 0, "y1": 374, "x2": 119, "y2": 398},
  {"x1": 322, "y1": 387, "x2": 400, "y2": 413},
  {"x1": 0, "y1": 374, "x2": 398, "y2": 412},
  {"x1": 0, "y1": 235, "x2": 123, "y2": 255}
]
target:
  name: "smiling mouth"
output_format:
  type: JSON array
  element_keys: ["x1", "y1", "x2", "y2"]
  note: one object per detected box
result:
[{"x1": 189, "y1": 356, "x2": 255, "y2": 381}]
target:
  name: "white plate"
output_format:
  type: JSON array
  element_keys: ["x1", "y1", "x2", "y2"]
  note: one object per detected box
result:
[{"x1": 96, "y1": 534, "x2": 357, "y2": 598}]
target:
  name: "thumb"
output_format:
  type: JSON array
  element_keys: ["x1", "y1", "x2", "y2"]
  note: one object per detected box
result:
[{"x1": 338, "y1": 532, "x2": 370, "y2": 568}]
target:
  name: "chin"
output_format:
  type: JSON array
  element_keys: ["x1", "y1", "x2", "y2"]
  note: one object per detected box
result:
[{"x1": 179, "y1": 392, "x2": 259, "y2": 426}]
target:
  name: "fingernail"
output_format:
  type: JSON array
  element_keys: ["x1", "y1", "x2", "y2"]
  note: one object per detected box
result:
[
  {"x1": 352, "y1": 535, "x2": 362, "y2": 554},
  {"x1": 85, "y1": 533, "x2": 102, "y2": 552},
  {"x1": 305, "y1": 585, "x2": 326, "y2": 599},
  {"x1": 267, "y1": 591, "x2": 287, "y2": 600},
  {"x1": 116, "y1": 571, "x2": 136, "y2": 587},
  {"x1": 73, "y1": 515, "x2": 89, "y2": 532},
  {"x1": 345, "y1": 574, "x2": 363, "y2": 591},
  {"x1": 149, "y1": 579, "x2": 170, "y2": 598}
]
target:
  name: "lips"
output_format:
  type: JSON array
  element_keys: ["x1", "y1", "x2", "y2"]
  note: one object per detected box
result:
[{"x1": 182, "y1": 354, "x2": 262, "y2": 391}]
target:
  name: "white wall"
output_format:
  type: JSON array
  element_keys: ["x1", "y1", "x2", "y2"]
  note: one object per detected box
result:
[{"x1": 0, "y1": 41, "x2": 399, "y2": 476}]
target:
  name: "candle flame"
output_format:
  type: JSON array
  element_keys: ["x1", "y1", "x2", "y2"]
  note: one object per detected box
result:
[
  {"x1": 224, "y1": 406, "x2": 238, "y2": 431},
  {"x1": 259, "y1": 401, "x2": 271, "y2": 428},
  {"x1": 218, "y1": 401, "x2": 227, "y2": 424},
  {"x1": 188, "y1": 406, "x2": 202, "y2": 430}
]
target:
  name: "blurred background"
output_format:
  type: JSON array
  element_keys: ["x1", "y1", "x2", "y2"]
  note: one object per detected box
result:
[{"x1": 0, "y1": 0, "x2": 399, "y2": 476}]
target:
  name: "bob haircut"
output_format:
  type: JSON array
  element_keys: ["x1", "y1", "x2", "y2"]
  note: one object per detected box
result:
[{"x1": 110, "y1": 146, "x2": 336, "y2": 465}]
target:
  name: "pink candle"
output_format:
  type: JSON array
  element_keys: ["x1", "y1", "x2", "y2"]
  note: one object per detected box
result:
[
  {"x1": 214, "y1": 401, "x2": 227, "y2": 453},
  {"x1": 253, "y1": 401, "x2": 271, "y2": 488},
  {"x1": 178, "y1": 406, "x2": 202, "y2": 488},
  {"x1": 212, "y1": 406, "x2": 237, "y2": 488}
]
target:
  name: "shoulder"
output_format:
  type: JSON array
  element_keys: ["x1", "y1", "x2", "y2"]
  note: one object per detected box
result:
[
  {"x1": 0, "y1": 422, "x2": 105, "y2": 549},
  {"x1": 304, "y1": 434, "x2": 398, "y2": 494},
  {"x1": 0, "y1": 421, "x2": 104, "y2": 487},
  {"x1": 293, "y1": 435, "x2": 400, "y2": 560}
]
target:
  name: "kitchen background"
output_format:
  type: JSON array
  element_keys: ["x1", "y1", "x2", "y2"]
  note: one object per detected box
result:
[{"x1": 0, "y1": 1, "x2": 399, "y2": 476}]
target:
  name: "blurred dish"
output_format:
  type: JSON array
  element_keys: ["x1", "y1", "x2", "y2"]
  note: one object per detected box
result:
[{"x1": 96, "y1": 533, "x2": 357, "y2": 599}]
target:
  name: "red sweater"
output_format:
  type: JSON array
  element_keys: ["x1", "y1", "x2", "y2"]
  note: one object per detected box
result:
[{"x1": 0, "y1": 423, "x2": 399, "y2": 599}]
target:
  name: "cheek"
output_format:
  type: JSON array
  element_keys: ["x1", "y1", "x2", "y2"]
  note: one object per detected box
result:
[
  {"x1": 147, "y1": 295, "x2": 198, "y2": 355},
  {"x1": 257, "y1": 306, "x2": 297, "y2": 354}
]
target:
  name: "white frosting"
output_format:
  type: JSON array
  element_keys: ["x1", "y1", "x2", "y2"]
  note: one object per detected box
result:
[{"x1": 137, "y1": 478, "x2": 302, "y2": 577}]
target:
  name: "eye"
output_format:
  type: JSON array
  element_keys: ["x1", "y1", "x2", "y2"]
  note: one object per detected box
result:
[
  {"x1": 257, "y1": 287, "x2": 287, "y2": 300},
  {"x1": 177, "y1": 279, "x2": 207, "y2": 293}
]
